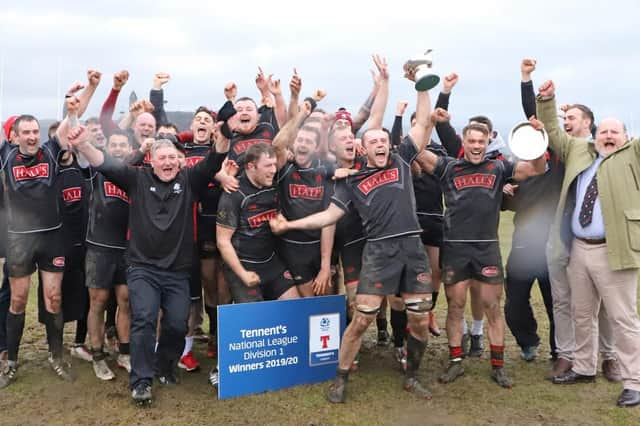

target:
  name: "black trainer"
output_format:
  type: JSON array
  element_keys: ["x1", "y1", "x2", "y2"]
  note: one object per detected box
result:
[{"x1": 132, "y1": 383, "x2": 152, "y2": 406}]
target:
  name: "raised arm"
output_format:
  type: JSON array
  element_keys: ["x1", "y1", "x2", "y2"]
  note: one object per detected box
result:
[
  {"x1": 150, "y1": 72, "x2": 170, "y2": 126},
  {"x1": 287, "y1": 69, "x2": 302, "y2": 123},
  {"x1": 351, "y1": 69, "x2": 380, "y2": 133},
  {"x1": 267, "y1": 77, "x2": 287, "y2": 128},
  {"x1": 273, "y1": 99, "x2": 312, "y2": 169},
  {"x1": 412, "y1": 109, "x2": 450, "y2": 175},
  {"x1": 520, "y1": 59, "x2": 537, "y2": 119},
  {"x1": 391, "y1": 101, "x2": 408, "y2": 148},
  {"x1": 75, "y1": 69, "x2": 102, "y2": 118},
  {"x1": 100, "y1": 70, "x2": 128, "y2": 136},
  {"x1": 366, "y1": 55, "x2": 389, "y2": 130},
  {"x1": 406, "y1": 71, "x2": 433, "y2": 153},
  {"x1": 435, "y1": 73, "x2": 462, "y2": 156},
  {"x1": 536, "y1": 80, "x2": 576, "y2": 162}
]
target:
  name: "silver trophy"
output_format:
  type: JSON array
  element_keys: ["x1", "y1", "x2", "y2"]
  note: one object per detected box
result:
[{"x1": 404, "y1": 50, "x2": 440, "y2": 91}]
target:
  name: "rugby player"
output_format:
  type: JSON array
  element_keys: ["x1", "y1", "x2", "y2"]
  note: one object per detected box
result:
[
  {"x1": 270, "y1": 69, "x2": 436, "y2": 401},
  {"x1": 418, "y1": 118, "x2": 546, "y2": 388}
]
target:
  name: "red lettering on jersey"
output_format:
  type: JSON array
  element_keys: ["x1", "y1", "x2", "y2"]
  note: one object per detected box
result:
[
  {"x1": 453, "y1": 173, "x2": 496, "y2": 190},
  {"x1": 143, "y1": 151, "x2": 151, "y2": 165},
  {"x1": 247, "y1": 209, "x2": 277, "y2": 228},
  {"x1": 62, "y1": 187, "x2": 82, "y2": 202},
  {"x1": 357, "y1": 168, "x2": 399, "y2": 195},
  {"x1": 289, "y1": 184, "x2": 324, "y2": 200},
  {"x1": 12, "y1": 163, "x2": 49, "y2": 181},
  {"x1": 232, "y1": 139, "x2": 272, "y2": 155},
  {"x1": 185, "y1": 155, "x2": 205, "y2": 168},
  {"x1": 104, "y1": 181, "x2": 130, "y2": 202}
]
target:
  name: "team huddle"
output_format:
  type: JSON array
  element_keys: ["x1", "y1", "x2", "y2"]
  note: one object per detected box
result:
[{"x1": 0, "y1": 56, "x2": 639, "y2": 408}]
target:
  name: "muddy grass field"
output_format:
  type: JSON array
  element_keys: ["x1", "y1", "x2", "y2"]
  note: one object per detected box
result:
[{"x1": 1, "y1": 214, "x2": 639, "y2": 425}]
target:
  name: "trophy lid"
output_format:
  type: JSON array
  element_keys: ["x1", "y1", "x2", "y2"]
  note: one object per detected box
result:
[{"x1": 508, "y1": 121, "x2": 549, "y2": 160}]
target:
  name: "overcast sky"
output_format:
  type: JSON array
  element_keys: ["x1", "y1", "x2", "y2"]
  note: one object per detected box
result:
[{"x1": 1, "y1": 0, "x2": 640, "y2": 135}]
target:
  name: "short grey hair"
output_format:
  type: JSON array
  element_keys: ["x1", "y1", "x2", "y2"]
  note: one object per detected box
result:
[{"x1": 150, "y1": 139, "x2": 176, "y2": 156}]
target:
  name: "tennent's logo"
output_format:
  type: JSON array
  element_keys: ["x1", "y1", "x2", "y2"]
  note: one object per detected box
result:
[{"x1": 309, "y1": 313, "x2": 340, "y2": 366}]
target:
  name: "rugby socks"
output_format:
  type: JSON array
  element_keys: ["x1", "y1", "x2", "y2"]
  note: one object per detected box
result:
[
  {"x1": 490, "y1": 345, "x2": 505, "y2": 369},
  {"x1": 390, "y1": 309, "x2": 407, "y2": 348},
  {"x1": 119, "y1": 342, "x2": 130, "y2": 355},
  {"x1": 471, "y1": 319, "x2": 484, "y2": 336},
  {"x1": 205, "y1": 305, "x2": 217, "y2": 336},
  {"x1": 405, "y1": 335, "x2": 427, "y2": 378},
  {"x1": 182, "y1": 336, "x2": 194, "y2": 357},
  {"x1": 6, "y1": 312, "x2": 26, "y2": 362},
  {"x1": 91, "y1": 346, "x2": 107, "y2": 362},
  {"x1": 449, "y1": 346, "x2": 464, "y2": 363},
  {"x1": 43, "y1": 310, "x2": 64, "y2": 359},
  {"x1": 75, "y1": 318, "x2": 88, "y2": 345},
  {"x1": 462, "y1": 320, "x2": 469, "y2": 335},
  {"x1": 376, "y1": 317, "x2": 388, "y2": 333}
]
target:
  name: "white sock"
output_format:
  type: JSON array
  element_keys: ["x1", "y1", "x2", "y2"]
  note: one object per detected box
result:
[
  {"x1": 471, "y1": 320, "x2": 484, "y2": 336},
  {"x1": 461, "y1": 320, "x2": 468, "y2": 334},
  {"x1": 154, "y1": 342, "x2": 158, "y2": 352},
  {"x1": 182, "y1": 336, "x2": 194, "y2": 357}
]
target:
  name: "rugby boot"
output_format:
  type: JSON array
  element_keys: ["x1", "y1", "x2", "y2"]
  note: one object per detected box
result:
[
  {"x1": 377, "y1": 329, "x2": 390, "y2": 347},
  {"x1": 327, "y1": 369, "x2": 349, "y2": 403},
  {"x1": 48, "y1": 354, "x2": 74, "y2": 382},
  {"x1": 403, "y1": 377, "x2": 432, "y2": 400},
  {"x1": 439, "y1": 361, "x2": 465, "y2": 384},
  {"x1": 461, "y1": 333, "x2": 471, "y2": 357},
  {"x1": 394, "y1": 347, "x2": 407, "y2": 371},
  {"x1": 208, "y1": 367, "x2": 219, "y2": 389},
  {"x1": 0, "y1": 362, "x2": 17, "y2": 389},
  {"x1": 468, "y1": 334, "x2": 484, "y2": 357},
  {"x1": 491, "y1": 367, "x2": 513, "y2": 389}
]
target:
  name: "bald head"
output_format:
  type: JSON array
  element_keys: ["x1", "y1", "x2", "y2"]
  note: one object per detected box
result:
[
  {"x1": 134, "y1": 112, "x2": 156, "y2": 141},
  {"x1": 595, "y1": 117, "x2": 627, "y2": 157}
]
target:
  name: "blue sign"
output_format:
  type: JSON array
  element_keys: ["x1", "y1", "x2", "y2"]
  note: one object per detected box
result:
[{"x1": 217, "y1": 294, "x2": 346, "y2": 400}]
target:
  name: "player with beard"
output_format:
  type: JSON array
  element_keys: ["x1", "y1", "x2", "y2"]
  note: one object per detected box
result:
[
  {"x1": 416, "y1": 119, "x2": 546, "y2": 388},
  {"x1": 270, "y1": 69, "x2": 436, "y2": 402},
  {"x1": 83, "y1": 130, "x2": 133, "y2": 381},
  {"x1": 271, "y1": 98, "x2": 337, "y2": 297},
  {"x1": 64, "y1": 119, "x2": 228, "y2": 405}
]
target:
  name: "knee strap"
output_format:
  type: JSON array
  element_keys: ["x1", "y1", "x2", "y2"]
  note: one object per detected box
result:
[
  {"x1": 405, "y1": 297, "x2": 433, "y2": 314},
  {"x1": 356, "y1": 304, "x2": 380, "y2": 316}
]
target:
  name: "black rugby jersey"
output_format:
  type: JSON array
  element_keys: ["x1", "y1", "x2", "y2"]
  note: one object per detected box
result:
[
  {"x1": 0, "y1": 139, "x2": 62, "y2": 233},
  {"x1": 86, "y1": 170, "x2": 130, "y2": 250},
  {"x1": 332, "y1": 157, "x2": 366, "y2": 248},
  {"x1": 216, "y1": 175, "x2": 279, "y2": 262},
  {"x1": 434, "y1": 156, "x2": 514, "y2": 242},
  {"x1": 413, "y1": 143, "x2": 447, "y2": 217},
  {"x1": 228, "y1": 122, "x2": 277, "y2": 168},
  {"x1": 276, "y1": 159, "x2": 334, "y2": 243},
  {"x1": 58, "y1": 157, "x2": 89, "y2": 246},
  {"x1": 331, "y1": 136, "x2": 421, "y2": 241},
  {"x1": 183, "y1": 143, "x2": 222, "y2": 218},
  {"x1": 97, "y1": 149, "x2": 226, "y2": 271}
]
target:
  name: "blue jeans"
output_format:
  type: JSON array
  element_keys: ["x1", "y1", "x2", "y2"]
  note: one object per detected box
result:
[{"x1": 126, "y1": 265, "x2": 190, "y2": 389}]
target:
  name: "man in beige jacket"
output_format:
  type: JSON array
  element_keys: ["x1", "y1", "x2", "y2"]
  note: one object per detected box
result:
[{"x1": 537, "y1": 80, "x2": 640, "y2": 407}]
